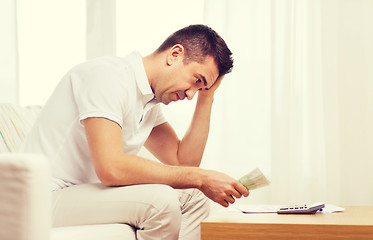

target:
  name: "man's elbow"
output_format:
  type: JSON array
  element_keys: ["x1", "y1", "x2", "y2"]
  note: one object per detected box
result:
[
  {"x1": 176, "y1": 157, "x2": 201, "y2": 167},
  {"x1": 95, "y1": 166, "x2": 122, "y2": 186},
  {"x1": 185, "y1": 162, "x2": 201, "y2": 167},
  {"x1": 176, "y1": 149, "x2": 202, "y2": 167}
]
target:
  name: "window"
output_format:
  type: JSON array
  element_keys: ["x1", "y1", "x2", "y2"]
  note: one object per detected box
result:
[{"x1": 17, "y1": 0, "x2": 85, "y2": 106}]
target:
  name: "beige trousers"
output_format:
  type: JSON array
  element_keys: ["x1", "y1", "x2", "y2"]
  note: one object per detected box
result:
[{"x1": 52, "y1": 183, "x2": 210, "y2": 240}]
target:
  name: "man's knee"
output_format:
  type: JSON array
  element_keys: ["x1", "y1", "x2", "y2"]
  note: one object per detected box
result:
[
  {"x1": 148, "y1": 185, "x2": 181, "y2": 215},
  {"x1": 180, "y1": 189, "x2": 210, "y2": 216},
  {"x1": 136, "y1": 185, "x2": 182, "y2": 238}
]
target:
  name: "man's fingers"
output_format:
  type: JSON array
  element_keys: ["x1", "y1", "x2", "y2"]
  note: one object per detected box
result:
[
  {"x1": 234, "y1": 181, "x2": 250, "y2": 197},
  {"x1": 218, "y1": 199, "x2": 229, "y2": 208},
  {"x1": 210, "y1": 75, "x2": 225, "y2": 91},
  {"x1": 226, "y1": 195, "x2": 235, "y2": 204},
  {"x1": 201, "y1": 169, "x2": 251, "y2": 208},
  {"x1": 230, "y1": 189, "x2": 243, "y2": 199}
]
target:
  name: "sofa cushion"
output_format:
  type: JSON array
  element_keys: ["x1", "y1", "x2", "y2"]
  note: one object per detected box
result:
[
  {"x1": 51, "y1": 224, "x2": 136, "y2": 240},
  {"x1": 0, "y1": 153, "x2": 51, "y2": 240},
  {"x1": 0, "y1": 103, "x2": 41, "y2": 152}
]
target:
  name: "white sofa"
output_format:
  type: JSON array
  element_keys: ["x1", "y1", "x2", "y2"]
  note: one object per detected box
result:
[{"x1": 0, "y1": 103, "x2": 136, "y2": 240}]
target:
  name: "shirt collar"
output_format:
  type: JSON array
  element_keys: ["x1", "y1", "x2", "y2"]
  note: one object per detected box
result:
[{"x1": 124, "y1": 51, "x2": 155, "y2": 105}]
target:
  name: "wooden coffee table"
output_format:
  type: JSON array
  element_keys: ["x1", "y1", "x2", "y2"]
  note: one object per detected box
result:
[{"x1": 201, "y1": 206, "x2": 373, "y2": 240}]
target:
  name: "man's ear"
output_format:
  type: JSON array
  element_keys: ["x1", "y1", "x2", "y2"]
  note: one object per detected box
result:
[{"x1": 167, "y1": 44, "x2": 184, "y2": 66}]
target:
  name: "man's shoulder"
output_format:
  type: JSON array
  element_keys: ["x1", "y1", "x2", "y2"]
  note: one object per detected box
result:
[
  {"x1": 69, "y1": 56, "x2": 134, "y2": 84},
  {"x1": 72, "y1": 56, "x2": 130, "y2": 73}
]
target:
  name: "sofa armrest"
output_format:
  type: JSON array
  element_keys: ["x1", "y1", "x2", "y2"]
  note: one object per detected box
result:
[{"x1": 0, "y1": 153, "x2": 51, "y2": 240}]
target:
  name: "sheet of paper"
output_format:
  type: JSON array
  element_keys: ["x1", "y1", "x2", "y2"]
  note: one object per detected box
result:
[
  {"x1": 233, "y1": 204, "x2": 280, "y2": 213},
  {"x1": 323, "y1": 204, "x2": 345, "y2": 213}
]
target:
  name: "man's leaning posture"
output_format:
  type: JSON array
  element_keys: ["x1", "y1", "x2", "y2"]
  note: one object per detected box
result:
[{"x1": 21, "y1": 24, "x2": 249, "y2": 240}]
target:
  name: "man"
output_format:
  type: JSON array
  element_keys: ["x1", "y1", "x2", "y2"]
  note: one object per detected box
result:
[{"x1": 21, "y1": 24, "x2": 249, "y2": 240}]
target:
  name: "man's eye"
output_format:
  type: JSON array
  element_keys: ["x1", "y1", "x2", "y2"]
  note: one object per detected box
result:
[{"x1": 196, "y1": 78, "x2": 201, "y2": 83}]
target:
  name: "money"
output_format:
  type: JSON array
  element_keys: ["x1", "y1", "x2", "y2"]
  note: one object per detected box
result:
[{"x1": 238, "y1": 168, "x2": 270, "y2": 190}]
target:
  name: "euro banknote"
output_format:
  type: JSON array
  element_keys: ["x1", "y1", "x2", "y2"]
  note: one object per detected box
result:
[{"x1": 238, "y1": 168, "x2": 270, "y2": 190}]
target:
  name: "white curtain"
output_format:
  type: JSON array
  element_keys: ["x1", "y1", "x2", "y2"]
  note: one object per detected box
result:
[
  {"x1": 86, "y1": 0, "x2": 116, "y2": 60},
  {"x1": 202, "y1": 0, "x2": 272, "y2": 204},
  {"x1": 0, "y1": 0, "x2": 18, "y2": 104},
  {"x1": 270, "y1": 0, "x2": 327, "y2": 204},
  {"x1": 204, "y1": 0, "x2": 373, "y2": 206}
]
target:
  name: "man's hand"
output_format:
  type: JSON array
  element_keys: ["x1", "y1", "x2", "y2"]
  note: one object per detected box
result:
[
  {"x1": 199, "y1": 169, "x2": 250, "y2": 207},
  {"x1": 198, "y1": 75, "x2": 225, "y2": 99}
]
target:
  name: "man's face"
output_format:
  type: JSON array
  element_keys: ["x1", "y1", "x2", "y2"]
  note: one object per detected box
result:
[{"x1": 155, "y1": 55, "x2": 219, "y2": 105}]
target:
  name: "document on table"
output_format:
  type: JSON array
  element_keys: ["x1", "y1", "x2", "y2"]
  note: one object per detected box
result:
[{"x1": 235, "y1": 168, "x2": 345, "y2": 214}]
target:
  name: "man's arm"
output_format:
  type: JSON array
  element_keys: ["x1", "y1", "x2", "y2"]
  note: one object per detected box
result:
[
  {"x1": 83, "y1": 116, "x2": 249, "y2": 207},
  {"x1": 144, "y1": 75, "x2": 224, "y2": 167}
]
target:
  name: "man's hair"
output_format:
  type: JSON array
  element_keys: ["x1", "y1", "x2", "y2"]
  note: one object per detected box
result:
[{"x1": 156, "y1": 24, "x2": 233, "y2": 76}]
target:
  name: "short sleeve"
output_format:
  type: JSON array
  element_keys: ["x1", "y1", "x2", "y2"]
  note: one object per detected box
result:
[
  {"x1": 154, "y1": 104, "x2": 167, "y2": 127},
  {"x1": 70, "y1": 58, "x2": 131, "y2": 128}
]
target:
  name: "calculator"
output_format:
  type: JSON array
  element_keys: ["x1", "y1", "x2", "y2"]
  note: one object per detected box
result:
[{"x1": 277, "y1": 202, "x2": 325, "y2": 214}]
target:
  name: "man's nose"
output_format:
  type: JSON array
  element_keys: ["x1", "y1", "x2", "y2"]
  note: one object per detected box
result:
[{"x1": 185, "y1": 87, "x2": 199, "y2": 100}]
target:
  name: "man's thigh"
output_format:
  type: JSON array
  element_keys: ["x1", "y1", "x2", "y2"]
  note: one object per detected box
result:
[{"x1": 52, "y1": 183, "x2": 181, "y2": 227}]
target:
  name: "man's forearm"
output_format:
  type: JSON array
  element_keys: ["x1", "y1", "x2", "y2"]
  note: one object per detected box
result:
[
  {"x1": 84, "y1": 112, "x2": 248, "y2": 208},
  {"x1": 177, "y1": 94, "x2": 214, "y2": 166},
  {"x1": 99, "y1": 151, "x2": 249, "y2": 208},
  {"x1": 98, "y1": 151, "x2": 203, "y2": 189}
]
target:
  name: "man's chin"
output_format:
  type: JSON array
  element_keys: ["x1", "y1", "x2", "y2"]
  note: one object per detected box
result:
[{"x1": 161, "y1": 98, "x2": 171, "y2": 105}]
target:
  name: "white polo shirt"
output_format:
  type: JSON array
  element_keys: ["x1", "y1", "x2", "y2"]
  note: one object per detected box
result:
[{"x1": 20, "y1": 51, "x2": 166, "y2": 191}]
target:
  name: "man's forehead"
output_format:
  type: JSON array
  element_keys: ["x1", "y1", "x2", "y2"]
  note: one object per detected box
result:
[
  {"x1": 189, "y1": 55, "x2": 218, "y2": 87},
  {"x1": 204, "y1": 57, "x2": 219, "y2": 85}
]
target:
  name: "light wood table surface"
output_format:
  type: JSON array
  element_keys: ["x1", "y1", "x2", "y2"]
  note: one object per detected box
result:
[{"x1": 201, "y1": 206, "x2": 373, "y2": 240}]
